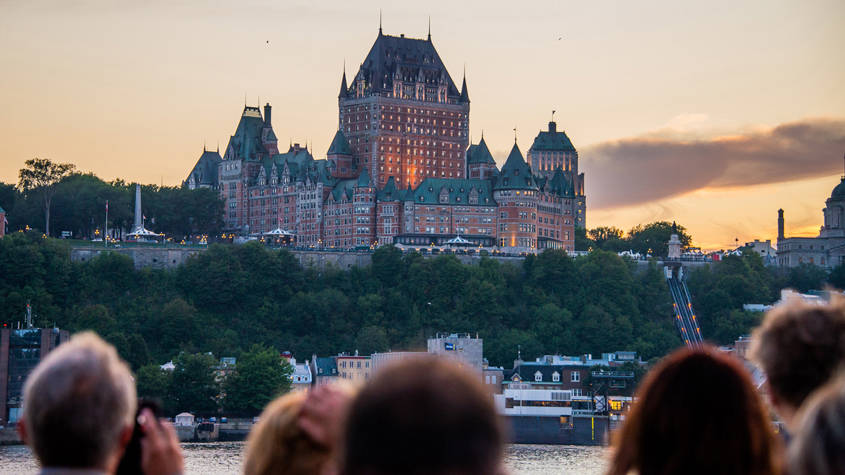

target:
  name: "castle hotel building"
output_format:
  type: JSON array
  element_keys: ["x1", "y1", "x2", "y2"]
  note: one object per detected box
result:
[{"x1": 186, "y1": 28, "x2": 587, "y2": 253}]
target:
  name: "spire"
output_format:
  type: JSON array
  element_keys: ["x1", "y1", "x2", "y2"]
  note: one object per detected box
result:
[
  {"x1": 427, "y1": 17, "x2": 431, "y2": 41},
  {"x1": 379, "y1": 10, "x2": 382, "y2": 35},
  {"x1": 460, "y1": 65, "x2": 469, "y2": 103},
  {"x1": 339, "y1": 62, "x2": 348, "y2": 99}
]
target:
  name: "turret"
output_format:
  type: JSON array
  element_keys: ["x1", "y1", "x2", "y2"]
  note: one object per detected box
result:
[
  {"x1": 339, "y1": 69, "x2": 348, "y2": 99},
  {"x1": 460, "y1": 73, "x2": 469, "y2": 103}
]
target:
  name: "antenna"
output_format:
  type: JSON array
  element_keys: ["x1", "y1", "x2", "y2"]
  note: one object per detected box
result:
[
  {"x1": 513, "y1": 126, "x2": 518, "y2": 144},
  {"x1": 552, "y1": 110, "x2": 556, "y2": 122},
  {"x1": 379, "y1": 10, "x2": 382, "y2": 35},
  {"x1": 427, "y1": 17, "x2": 431, "y2": 41}
]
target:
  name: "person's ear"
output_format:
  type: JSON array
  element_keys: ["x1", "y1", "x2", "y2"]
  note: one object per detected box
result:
[
  {"x1": 16, "y1": 417, "x2": 28, "y2": 445},
  {"x1": 118, "y1": 423, "x2": 133, "y2": 450}
]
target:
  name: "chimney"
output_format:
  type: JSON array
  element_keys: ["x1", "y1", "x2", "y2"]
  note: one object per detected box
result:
[
  {"x1": 548, "y1": 121, "x2": 557, "y2": 133},
  {"x1": 264, "y1": 103, "x2": 272, "y2": 125},
  {"x1": 778, "y1": 209, "x2": 785, "y2": 240}
]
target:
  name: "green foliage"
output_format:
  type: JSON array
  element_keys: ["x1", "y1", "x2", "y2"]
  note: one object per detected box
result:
[
  {"x1": 224, "y1": 344, "x2": 293, "y2": 416},
  {"x1": 18, "y1": 158, "x2": 76, "y2": 236},
  {"x1": 2, "y1": 170, "x2": 223, "y2": 240},
  {"x1": 5, "y1": 230, "x2": 830, "y2": 388},
  {"x1": 170, "y1": 352, "x2": 219, "y2": 415},
  {"x1": 583, "y1": 221, "x2": 693, "y2": 257}
]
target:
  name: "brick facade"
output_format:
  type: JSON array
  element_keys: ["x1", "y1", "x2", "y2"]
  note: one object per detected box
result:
[{"x1": 188, "y1": 30, "x2": 582, "y2": 253}]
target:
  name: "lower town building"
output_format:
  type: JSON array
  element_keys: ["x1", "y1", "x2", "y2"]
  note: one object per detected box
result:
[
  {"x1": 336, "y1": 353, "x2": 372, "y2": 384},
  {"x1": 0, "y1": 327, "x2": 69, "y2": 425},
  {"x1": 426, "y1": 332, "x2": 483, "y2": 372}
]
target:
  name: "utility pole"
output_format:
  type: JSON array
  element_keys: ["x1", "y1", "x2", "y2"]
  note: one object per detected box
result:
[{"x1": 104, "y1": 200, "x2": 108, "y2": 248}]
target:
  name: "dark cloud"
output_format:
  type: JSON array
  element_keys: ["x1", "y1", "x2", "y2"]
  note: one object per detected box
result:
[{"x1": 583, "y1": 118, "x2": 845, "y2": 209}]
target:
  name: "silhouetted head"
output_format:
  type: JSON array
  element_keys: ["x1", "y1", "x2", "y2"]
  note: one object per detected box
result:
[
  {"x1": 21, "y1": 332, "x2": 136, "y2": 471},
  {"x1": 341, "y1": 356, "x2": 504, "y2": 475},
  {"x1": 787, "y1": 374, "x2": 845, "y2": 475},
  {"x1": 750, "y1": 295, "x2": 845, "y2": 427},
  {"x1": 608, "y1": 346, "x2": 781, "y2": 475}
]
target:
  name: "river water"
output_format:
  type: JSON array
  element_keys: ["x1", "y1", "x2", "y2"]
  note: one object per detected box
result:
[{"x1": 0, "y1": 442, "x2": 607, "y2": 474}]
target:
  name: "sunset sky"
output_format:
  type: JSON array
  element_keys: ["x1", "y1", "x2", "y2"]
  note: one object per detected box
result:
[{"x1": 1, "y1": 0, "x2": 843, "y2": 249}]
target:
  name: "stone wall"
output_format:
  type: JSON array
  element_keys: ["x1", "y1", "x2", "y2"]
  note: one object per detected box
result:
[{"x1": 70, "y1": 247, "x2": 203, "y2": 270}]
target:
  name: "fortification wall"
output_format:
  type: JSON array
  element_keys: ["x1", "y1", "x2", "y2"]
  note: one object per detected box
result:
[{"x1": 70, "y1": 247, "x2": 203, "y2": 270}]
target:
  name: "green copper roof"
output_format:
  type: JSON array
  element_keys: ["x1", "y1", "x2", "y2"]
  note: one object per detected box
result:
[
  {"x1": 357, "y1": 168, "x2": 371, "y2": 187},
  {"x1": 347, "y1": 33, "x2": 460, "y2": 99},
  {"x1": 224, "y1": 106, "x2": 269, "y2": 161},
  {"x1": 186, "y1": 149, "x2": 222, "y2": 187},
  {"x1": 330, "y1": 179, "x2": 356, "y2": 202},
  {"x1": 411, "y1": 178, "x2": 496, "y2": 206},
  {"x1": 377, "y1": 176, "x2": 400, "y2": 201},
  {"x1": 529, "y1": 122, "x2": 577, "y2": 152},
  {"x1": 467, "y1": 137, "x2": 495, "y2": 165},
  {"x1": 327, "y1": 130, "x2": 353, "y2": 156},
  {"x1": 402, "y1": 184, "x2": 415, "y2": 201},
  {"x1": 495, "y1": 143, "x2": 537, "y2": 190},
  {"x1": 540, "y1": 167, "x2": 575, "y2": 198},
  {"x1": 831, "y1": 178, "x2": 845, "y2": 200}
]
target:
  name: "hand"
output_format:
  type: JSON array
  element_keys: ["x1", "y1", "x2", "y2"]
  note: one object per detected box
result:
[
  {"x1": 140, "y1": 408, "x2": 184, "y2": 475},
  {"x1": 298, "y1": 385, "x2": 352, "y2": 448}
]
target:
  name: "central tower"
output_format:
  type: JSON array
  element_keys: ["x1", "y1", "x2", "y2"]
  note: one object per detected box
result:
[{"x1": 338, "y1": 27, "x2": 470, "y2": 188}]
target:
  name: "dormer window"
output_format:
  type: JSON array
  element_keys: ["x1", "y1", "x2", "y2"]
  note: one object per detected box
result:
[
  {"x1": 534, "y1": 371, "x2": 542, "y2": 382},
  {"x1": 552, "y1": 371, "x2": 560, "y2": 382}
]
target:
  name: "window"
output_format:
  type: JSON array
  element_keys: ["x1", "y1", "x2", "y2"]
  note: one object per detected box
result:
[
  {"x1": 552, "y1": 371, "x2": 560, "y2": 382},
  {"x1": 571, "y1": 371, "x2": 580, "y2": 383},
  {"x1": 573, "y1": 388, "x2": 582, "y2": 397},
  {"x1": 534, "y1": 371, "x2": 543, "y2": 382}
]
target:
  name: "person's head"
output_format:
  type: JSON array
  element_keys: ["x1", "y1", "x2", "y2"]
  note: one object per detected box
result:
[
  {"x1": 244, "y1": 388, "x2": 344, "y2": 475},
  {"x1": 19, "y1": 332, "x2": 136, "y2": 471},
  {"x1": 341, "y1": 356, "x2": 504, "y2": 475},
  {"x1": 608, "y1": 346, "x2": 781, "y2": 475},
  {"x1": 749, "y1": 296, "x2": 845, "y2": 427},
  {"x1": 787, "y1": 374, "x2": 845, "y2": 475}
]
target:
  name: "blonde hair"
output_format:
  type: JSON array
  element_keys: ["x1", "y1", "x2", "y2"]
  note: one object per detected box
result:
[
  {"x1": 23, "y1": 331, "x2": 136, "y2": 469},
  {"x1": 243, "y1": 390, "x2": 331, "y2": 475}
]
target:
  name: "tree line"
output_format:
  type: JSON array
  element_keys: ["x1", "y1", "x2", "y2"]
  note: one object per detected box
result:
[
  {"x1": 1, "y1": 158, "x2": 223, "y2": 241},
  {"x1": 2, "y1": 225, "x2": 842, "y2": 415}
]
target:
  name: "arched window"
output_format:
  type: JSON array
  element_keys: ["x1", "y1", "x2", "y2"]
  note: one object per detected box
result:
[{"x1": 534, "y1": 371, "x2": 542, "y2": 382}]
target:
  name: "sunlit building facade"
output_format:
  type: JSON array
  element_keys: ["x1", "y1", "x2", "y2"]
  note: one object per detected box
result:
[{"x1": 186, "y1": 28, "x2": 583, "y2": 252}]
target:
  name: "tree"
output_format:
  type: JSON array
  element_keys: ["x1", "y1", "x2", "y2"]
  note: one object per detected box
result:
[
  {"x1": 136, "y1": 364, "x2": 174, "y2": 413},
  {"x1": 355, "y1": 325, "x2": 389, "y2": 355},
  {"x1": 589, "y1": 226, "x2": 626, "y2": 251},
  {"x1": 627, "y1": 221, "x2": 692, "y2": 257},
  {"x1": 574, "y1": 226, "x2": 592, "y2": 251},
  {"x1": 18, "y1": 158, "x2": 75, "y2": 236},
  {"x1": 224, "y1": 345, "x2": 292, "y2": 416},
  {"x1": 170, "y1": 352, "x2": 219, "y2": 415}
]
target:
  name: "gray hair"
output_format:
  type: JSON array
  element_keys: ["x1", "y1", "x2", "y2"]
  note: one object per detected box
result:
[
  {"x1": 787, "y1": 375, "x2": 845, "y2": 475},
  {"x1": 23, "y1": 332, "x2": 137, "y2": 469}
]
